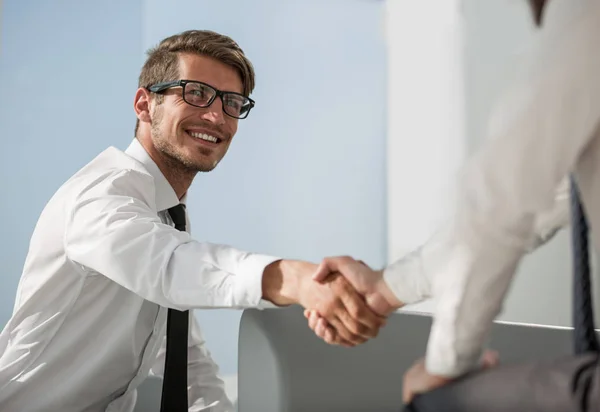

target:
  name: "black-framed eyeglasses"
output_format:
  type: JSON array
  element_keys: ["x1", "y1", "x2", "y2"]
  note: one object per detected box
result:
[{"x1": 147, "y1": 80, "x2": 255, "y2": 119}]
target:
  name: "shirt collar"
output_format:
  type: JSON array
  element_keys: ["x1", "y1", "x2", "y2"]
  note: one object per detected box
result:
[{"x1": 124, "y1": 138, "x2": 186, "y2": 212}]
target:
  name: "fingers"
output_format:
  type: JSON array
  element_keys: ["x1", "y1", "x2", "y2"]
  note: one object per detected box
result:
[
  {"x1": 316, "y1": 318, "x2": 342, "y2": 346},
  {"x1": 308, "y1": 304, "x2": 366, "y2": 346},
  {"x1": 480, "y1": 349, "x2": 499, "y2": 369},
  {"x1": 305, "y1": 310, "x2": 353, "y2": 347},
  {"x1": 304, "y1": 267, "x2": 386, "y2": 347},
  {"x1": 307, "y1": 274, "x2": 386, "y2": 344},
  {"x1": 328, "y1": 315, "x2": 368, "y2": 346},
  {"x1": 305, "y1": 309, "x2": 330, "y2": 339},
  {"x1": 334, "y1": 279, "x2": 386, "y2": 339},
  {"x1": 312, "y1": 261, "x2": 330, "y2": 282},
  {"x1": 400, "y1": 352, "x2": 499, "y2": 404},
  {"x1": 336, "y1": 298, "x2": 383, "y2": 340},
  {"x1": 312, "y1": 256, "x2": 354, "y2": 282}
]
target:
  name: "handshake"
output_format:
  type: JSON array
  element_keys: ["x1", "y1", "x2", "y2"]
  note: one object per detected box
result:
[{"x1": 263, "y1": 256, "x2": 405, "y2": 347}]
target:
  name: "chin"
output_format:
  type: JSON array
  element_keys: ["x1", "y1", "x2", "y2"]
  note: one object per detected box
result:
[
  {"x1": 191, "y1": 158, "x2": 221, "y2": 173},
  {"x1": 181, "y1": 148, "x2": 222, "y2": 171}
]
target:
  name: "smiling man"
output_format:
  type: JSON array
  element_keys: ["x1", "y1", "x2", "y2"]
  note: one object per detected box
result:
[{"x1": 0, "y1": 30, "x2": 385, "y2": 412}]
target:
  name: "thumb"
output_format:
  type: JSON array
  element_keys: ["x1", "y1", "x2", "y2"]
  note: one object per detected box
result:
[{"x1": 312, "y1": 259, "x2": 337, "y2": 282}]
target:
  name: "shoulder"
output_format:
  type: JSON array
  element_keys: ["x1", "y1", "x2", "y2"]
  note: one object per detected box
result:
[{"x1": 65, "y1": 146, "x2": 158, "y2": 209}]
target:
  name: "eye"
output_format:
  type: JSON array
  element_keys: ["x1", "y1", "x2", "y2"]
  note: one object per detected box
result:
[
  {"x1": 185, "y1": 84, "x2": 213, "y2": 103},
  {"x1": 223, "y1": 95, "x2": 244, "y2": 111},
  {"x1": 189, "y1": 89, "x2": 208, "y2": 99}
]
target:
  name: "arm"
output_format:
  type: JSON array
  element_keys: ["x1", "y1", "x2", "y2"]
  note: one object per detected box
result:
[
  {"x1": 306, "y1": 177, "x2": 569, "y2": 342},
  {"x1": 65, "y1": 169, "x2": 279, "y2": 310},
  {"x1": 383, "y1": 175, "x2": 570, "y2": 305},
  {"x1": 150, "y1": 316, "x2": 234, "y2": 412},
  {"x1": 65, "y1": 171, "x2": 384, "y2": 344},
  {"x1": 421, "y1": 3, "x2": 600, "y2": 379}
]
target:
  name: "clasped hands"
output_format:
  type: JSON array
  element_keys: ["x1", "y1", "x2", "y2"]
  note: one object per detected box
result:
[
  {"x1": 300, "y1": 256, "x2": 403, "y2": 347},
  {"x1": 296, "y1": 256, "x2": 499, "y2": 405}
]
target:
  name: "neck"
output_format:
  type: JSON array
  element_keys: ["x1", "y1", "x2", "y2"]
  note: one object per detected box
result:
[
  {"x1": 158, "y1": 156, "x2": 196, "y2": 199},
  {"x1": 137, "y1": 137, "x2": 196, "y2": 199}
]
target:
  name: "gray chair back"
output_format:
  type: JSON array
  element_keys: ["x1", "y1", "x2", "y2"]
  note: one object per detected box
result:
[
  {"x1": 133, "y1": 375, "x2": 162, "y2": 412},
  {"x1": 238, "y1": 306, "x2": 582, "y2": 412}
]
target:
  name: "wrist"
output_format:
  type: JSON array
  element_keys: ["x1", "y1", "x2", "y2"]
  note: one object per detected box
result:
[
  {"x1": 374, "y1": 269, "x2": 404, "y2": 309},
  {"x1": 262, "y1": 259, "x2": 310, "y2": 306}
]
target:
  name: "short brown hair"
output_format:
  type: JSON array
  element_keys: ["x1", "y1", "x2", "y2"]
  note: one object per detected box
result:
[{"x1": 135, "y1": 30, "x2": 255, "y2": 135}]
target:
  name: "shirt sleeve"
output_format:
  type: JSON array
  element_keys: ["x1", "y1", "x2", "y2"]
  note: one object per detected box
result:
[
  {"x1": 392, "y1": 2, "x2": 600, "y2": 378},
  {"x1": 64, "y1": 168, "x2": 281, "y2": 310},
  {"x1": 382, "y1": 176, "x2": 570, "y2": 305}
]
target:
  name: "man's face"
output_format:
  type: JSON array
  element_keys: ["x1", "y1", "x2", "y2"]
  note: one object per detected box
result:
[{"x1": 149, "y1": 53, "x2": 243, "y2": 172}]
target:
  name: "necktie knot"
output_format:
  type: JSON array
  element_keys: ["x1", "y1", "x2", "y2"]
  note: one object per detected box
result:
[{"x1": 168, "y1": 204, "x2": 187, "y2": 232}]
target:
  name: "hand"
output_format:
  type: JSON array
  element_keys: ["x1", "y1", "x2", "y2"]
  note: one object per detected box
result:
[
  {"x1": 402, "y1": 350, "x2": 499, "y2": 404},
  {"x1": 313, "y1": 256, "x2": 403, "y2": 315},
  {"x1": 300, "y1": 270, "x2": 387, "y2": 346},
  {"x1": 304, "y1": 256, "x2": 403, "y2": 345},
  {"x1": 262, "y1": 260, "x2": 386, "y2": 347}
]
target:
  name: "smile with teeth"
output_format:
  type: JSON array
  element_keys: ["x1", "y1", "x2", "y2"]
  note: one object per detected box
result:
[{"x1": 187, "y1": 131, "x2": 219, "y2": 143}]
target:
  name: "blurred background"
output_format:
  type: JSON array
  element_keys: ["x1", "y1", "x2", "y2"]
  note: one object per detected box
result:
[{"x1": 1, "y1": 0, "x2": 595, "y2": 404}]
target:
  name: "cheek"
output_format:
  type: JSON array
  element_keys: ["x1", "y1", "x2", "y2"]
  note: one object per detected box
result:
[
  {"x1": 159, "y1": 118, "x2": 177, "y2": 135},
  {"x1": 226, "y1": 120, "x2": 239, "y2": 137},
  {"x1": 168, "y1": 116, "x2": 188, "y2": 137}
]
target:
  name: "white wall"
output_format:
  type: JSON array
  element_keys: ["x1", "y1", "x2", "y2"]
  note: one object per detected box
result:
[
  {"x1": 385, "y1": 0, "x2": 466, "y2": 313},
  {"x1": 387, "y1": 0, "x2": 600, "y2": 326}
]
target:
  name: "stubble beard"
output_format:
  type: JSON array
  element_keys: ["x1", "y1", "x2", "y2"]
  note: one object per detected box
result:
[{"x1": 150, "y1": 109, "x2": 219, "y2": 175}]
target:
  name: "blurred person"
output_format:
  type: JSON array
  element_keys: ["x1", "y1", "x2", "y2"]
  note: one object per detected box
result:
[{"x1": 308, "y1": 0, "x2": 600, "y2": 410}]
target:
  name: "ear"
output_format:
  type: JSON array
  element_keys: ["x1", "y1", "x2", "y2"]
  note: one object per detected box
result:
[{"x1": 134, "y1": 88, "x2": 153, "y2": 124}]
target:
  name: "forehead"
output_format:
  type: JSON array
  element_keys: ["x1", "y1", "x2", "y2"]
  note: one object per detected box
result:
[{"x1": 177, "y1": 53, "x2": 243, "y2": 94}]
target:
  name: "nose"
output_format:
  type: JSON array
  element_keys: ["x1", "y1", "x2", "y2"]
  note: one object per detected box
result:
[{"x1": 200, "y1": 97, "x2": 226, "y2": 125}]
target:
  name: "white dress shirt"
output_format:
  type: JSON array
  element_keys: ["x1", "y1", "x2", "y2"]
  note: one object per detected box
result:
[
  {"x1": 0, "y1": 138, "x2": 279, "y2": 411},
  {"x1": 384, "y1": 0, "x2": 600, "y2": 378}
]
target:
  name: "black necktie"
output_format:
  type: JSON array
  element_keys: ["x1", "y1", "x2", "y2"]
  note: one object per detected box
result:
[
  {"x1": 569, "y1": 176, "x2": 599, "y2": 355},
  {"x1": 160, "y1": 204, "x2": 189, "y2": 412}
]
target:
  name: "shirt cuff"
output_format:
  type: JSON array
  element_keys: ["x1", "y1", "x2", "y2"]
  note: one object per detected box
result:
[
  {"x1": 233, "y1": 253, "x2": 281, "y2": 308},
  {"x1": 382, "y1": 250, "x2": 431, "y2": 305}
]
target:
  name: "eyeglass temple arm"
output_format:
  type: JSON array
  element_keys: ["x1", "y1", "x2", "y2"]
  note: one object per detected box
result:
[{"x1": 147, "y1": 80, "x2": 181, "y2": 92}]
